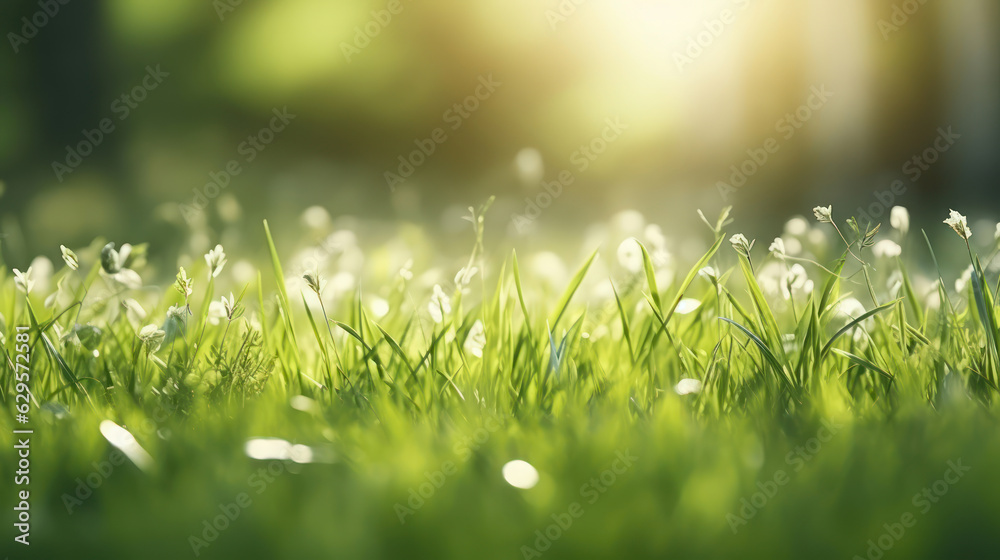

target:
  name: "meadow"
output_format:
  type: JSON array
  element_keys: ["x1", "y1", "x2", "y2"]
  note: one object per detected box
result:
[{"x1": 2, "y1": 202, "x2": 999, "y2": 559}]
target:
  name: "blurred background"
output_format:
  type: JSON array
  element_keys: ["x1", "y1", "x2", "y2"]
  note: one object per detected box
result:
[{"x1": 1, "y1": 0, "x2": 998, "y2": 266}]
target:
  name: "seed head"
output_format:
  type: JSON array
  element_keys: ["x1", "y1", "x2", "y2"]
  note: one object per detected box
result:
[{"x1": 303, "y1": 271, "x2": 322, "y2": 295}]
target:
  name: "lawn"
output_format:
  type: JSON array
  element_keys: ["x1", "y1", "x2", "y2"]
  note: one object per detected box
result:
[{"x1": 2, "y1": 203, "x2": 998, "y2": 559}]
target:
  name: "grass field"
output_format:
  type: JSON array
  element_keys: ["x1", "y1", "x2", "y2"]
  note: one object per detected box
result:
[{"x1": 2, "y1": 203, "x2": 999, "y2": 559}]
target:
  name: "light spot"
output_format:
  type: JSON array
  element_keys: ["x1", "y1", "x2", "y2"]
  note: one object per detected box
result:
[
  {"x1": 674, "y1": 378, "x2": 703, "y2": 395},
  {"x1": 290, "y1": 395, "x2": 317, "y2": 412},
  {"x1": 100, "y1": 420, "x2": 153, "y2": 472},
  {"x1": 245, "y1": 438, "x2": 293, "y2": 460},
  {"x1": 675, "y1": 298, "x2": 701, "y2": 315},
  {"x1": 502, "y1": 460, "x2": 539, "y2": 489}
]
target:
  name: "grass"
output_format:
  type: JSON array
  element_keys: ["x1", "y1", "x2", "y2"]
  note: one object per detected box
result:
[{"x1": 2, "y1": 203, "x2": 999, "y2": 559}]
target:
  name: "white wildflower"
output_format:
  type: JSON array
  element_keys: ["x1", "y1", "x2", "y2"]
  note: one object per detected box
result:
[
  {"x1": 872, "y1": 240, "x2": 902, "y2": 259},
  {"x1": 399, "y1": 259, "x2": 414, "y2": 281},
  {"x1": 890, "y1": 206, "x2": 909, "y2": 235},
  {"x1": 428, "y1": 284, "x2": 451, "y2": 323},
  {"x1": 454, "y1": 266, "x2": 479, "y2": 287},
  {"x1": 813, "y1": 205, "x2": 833, "y2": 224},
  {"x1": 944, "y1": 210, "x2": 972, "y2": 240},
  {"x1": 13, "y1": 267, "x2": 33, "y2": 293},
  {"x1": 137, "y1": 324, "x2": 166, "y2": 352},
  {"x1": 60, "y1": 245, "x2": 79, "y2": 271},
  {"x1": 463, "y1": 320, "x2": 486, "y2": 358},
  {"x1": 207, "y1": 300, "x2": 227, "y2": 326},
  {"x1": 769, "y1": 237, "x2": 786, "y2": 259},
  {"x1": 781, "y1": 264, "x2": 813, "y2": 300},
  {"x1": 204, "y1": 244, "x2": 227, "y2": 278},
  {"x1": 617, "y1": 238, "x2": 643, "y2": 274},
  {"x1": 730, "y1": 234, "x2": 754, "y2": 259}
]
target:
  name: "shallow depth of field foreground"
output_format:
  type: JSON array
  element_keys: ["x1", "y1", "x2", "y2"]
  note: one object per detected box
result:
[{"x1": 1, "y1": 203, "x2": 999, "y2": 558}]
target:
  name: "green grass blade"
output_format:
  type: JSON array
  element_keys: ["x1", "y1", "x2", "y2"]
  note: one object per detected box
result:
[{"x1": 547, "y1": 248, "x2": 598, "y2": 330}]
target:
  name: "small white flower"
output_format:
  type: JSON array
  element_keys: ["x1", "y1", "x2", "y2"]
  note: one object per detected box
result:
[
  {"x1": 399, "y1": 259, "x2": 414, "y2": 281},
  {"x1": 101, "y1": 243, "x2": 121, "y2": 274},
  {"x1": 463, "y1": 320, "x2": 486, "y2": 358},
  {"x1": 13, "y1": 267, "x2": 33, "y2": 293},
  {"x1": 454, "y1": 266, "x2": 479, "y2": 287},
  {"x1": 872, "y1": 240, "x2": 902, "y2": 259},
  {"x1": 60, "y1": 245, "x2": 80, "y2": 271},
  {"x1": 768, "y1": 237, "x2": 786, "y2": 259},
  {"x1": 207, "y1": 300, "x2": 227, "y2": 326},
  {"x1": 617, "y1": 238, "x2": 643, "y2": 274},
  {"x1": 813, "y1": 205, "x2": 833, "y2": 224},
  {"x1": 698, "y1": 266, "x2": 718, "y2": 282},
  {"x1": 890, "y1": 206, "x2": 909, "y2": 235},
  {"x1": 944, "y1": 210, "x2": 972, "y2": 240},
  {"x1": 781, "y1": 264, "x2": 813, "y2": 300},
  {"x1": 137, "y1": 324, "x2": 166, "y2": 351},
  {"x1": 204, "y1": 244, "x2": 227, "y2": 278},
  {"x1": 174, "y1": 267, "x2": 193, "y2": 299},
  {"x1": 166, "y1": 304, "x2": 189, "y2": 321},
  {"x1": 428, "y1": 284, "x2": 451, "y2": 323},
  {"x1": 730, "y1": 234, "x2": 754, "y2": 258},
  {"x1": 674, "y1": 378, "x2": 703, "y2": 395}
]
